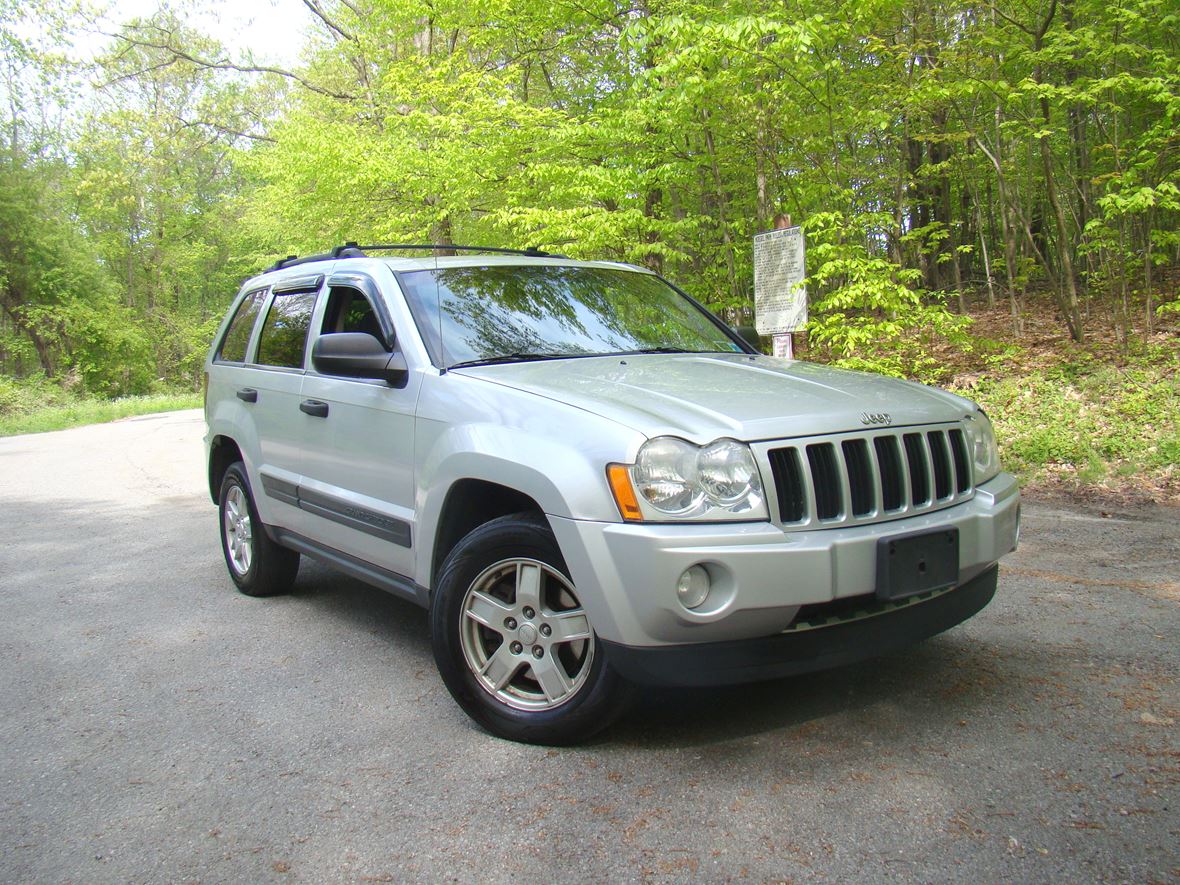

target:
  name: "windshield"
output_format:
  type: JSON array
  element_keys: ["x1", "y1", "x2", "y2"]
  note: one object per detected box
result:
[{"x1": 397, "y1": 265, "x2": 745, "y2": 368}]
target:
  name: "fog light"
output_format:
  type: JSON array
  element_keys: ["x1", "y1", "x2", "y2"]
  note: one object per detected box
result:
[{"x1": 676, "y1": 565, "x2": 711, "y2": 610}]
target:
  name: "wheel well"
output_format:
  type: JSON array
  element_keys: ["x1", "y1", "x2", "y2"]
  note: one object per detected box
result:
[
  {"x1": 208, "y1": 436, "x2": 243, "y2": 503},
  {"x1": 432, "y1": 479, "x2": 544, "y2": 588}
]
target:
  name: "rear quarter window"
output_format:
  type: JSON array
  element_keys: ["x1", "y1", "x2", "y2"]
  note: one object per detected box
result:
[
  {"x1": 256, "y1": 291, "x2": 317, "y2": 369},
  {"x1": 217, "y1": 290, "x2": 265, "y2": 363}
]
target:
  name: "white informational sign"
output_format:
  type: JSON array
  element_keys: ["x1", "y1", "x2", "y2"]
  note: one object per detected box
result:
[{"x1": 753, "y1": 226, "x2": 807, "y2": 335}]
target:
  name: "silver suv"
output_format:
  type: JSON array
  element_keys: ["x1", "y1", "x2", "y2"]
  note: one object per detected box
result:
[{"x1": 204, "y1": 244, "x2": 1020, "y2": 744}]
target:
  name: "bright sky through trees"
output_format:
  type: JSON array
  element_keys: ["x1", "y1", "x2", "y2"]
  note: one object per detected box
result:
[{"x1": 84, "y1": 0, "x2": 306, "y2": 66}]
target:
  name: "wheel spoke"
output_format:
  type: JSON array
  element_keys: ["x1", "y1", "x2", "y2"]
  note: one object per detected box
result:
[
  {"x1": 529, "y1": 653, "x2": 573, "y2": 703},
  {"x1": 480, "y1": 644, "x2": 522, "y2": 691},
  {"x1": 548, "y1": 609, "x2": 591, "y2": 643},
  {"x1": 465, "y1": 590, "x2": 513, "y2": 631},
  {"x1": 514, "y1": 562, "x2": 542, "y2": 610}
]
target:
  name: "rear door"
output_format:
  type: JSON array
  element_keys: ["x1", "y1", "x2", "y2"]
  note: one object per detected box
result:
[
  {"x1": 244, "y1": 275, "x2": 322, "y2": 530},
  {"x1": 298, "y1": 274, "x2": 420, "y2": 579}
]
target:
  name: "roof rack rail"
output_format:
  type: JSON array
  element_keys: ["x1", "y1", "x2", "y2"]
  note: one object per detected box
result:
[
  {"x1": 341, "y1": 242, "x2": 566, "y2": 259},
  {"x1": 265, "y1": 242, "x2": 365, "y2": 272},
  {"x1": 264, "y1": 242, "x2": 565, "y2": 273}
]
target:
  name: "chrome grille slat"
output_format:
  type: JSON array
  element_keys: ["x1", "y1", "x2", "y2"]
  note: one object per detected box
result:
[
  {"x1": 761, "y1": 422, "x2": 975, "y2": 531},
  {"x1": 833, "y1": 442, "x2": 856, "y2": 519}
]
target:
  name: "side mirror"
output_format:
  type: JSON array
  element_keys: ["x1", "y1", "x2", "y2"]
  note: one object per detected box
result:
[
  {"x1": 312, "y1": 332, "x2": 408, "y2": 387},
  {"x1": 735, "y1": 325, "x2": 763, "y2": 352}
]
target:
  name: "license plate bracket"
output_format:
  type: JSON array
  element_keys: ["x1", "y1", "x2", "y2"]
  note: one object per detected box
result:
[{"x1": 876, "y1": 528, "x2": 960, "y2": 600}]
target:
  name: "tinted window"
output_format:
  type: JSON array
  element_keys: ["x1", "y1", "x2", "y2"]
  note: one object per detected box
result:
[
  {"x1": 217, "y1": 290, "x2": 264, "y2": 363},
  {"x1": 397, "y1": 266, "x2": 742, "y2": 368},
  {"x1": 321, "y1": 287, "x2": 385, "y2": 342},
  {"x1": 256, "y1": 292, "x2": 316, "y2": 368}
]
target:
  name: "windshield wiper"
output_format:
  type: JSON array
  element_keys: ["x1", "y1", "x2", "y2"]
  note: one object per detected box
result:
[
  {"x1": 446, "y1": 352, "x2": 572, "y2": 370},
  {"x1": 622, "y1": 347, "x2": 714, "y2": 355}
]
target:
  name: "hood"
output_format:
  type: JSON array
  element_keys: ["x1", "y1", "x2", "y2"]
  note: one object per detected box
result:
[{"x1": 453, "y1": 353, "x2": 973, "y2": 443}]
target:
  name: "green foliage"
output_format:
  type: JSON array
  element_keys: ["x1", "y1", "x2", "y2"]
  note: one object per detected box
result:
[
  {"x1": 0, "y1": 377, "x2": 200, "y2": 436},
  {"x1": 0, "y1": 157, "x2": 155, "y2": 395},
  {"x1": 803, "y1": 211, "x2": 972, "y2": 377},
  {"x1": 961, "y1": 357, "x2": 1180, "y2": 486},
  {"x1": 0, "y1": 372, "x2": 73, "y2": 417},
  {"x1": 0, "y1": 0, "x2": 1177, "y2": 487}
]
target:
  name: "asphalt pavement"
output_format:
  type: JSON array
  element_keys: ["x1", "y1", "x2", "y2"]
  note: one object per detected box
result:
[{"x1": 1, "y1": 410, "x2": 1176, "y2": 883}]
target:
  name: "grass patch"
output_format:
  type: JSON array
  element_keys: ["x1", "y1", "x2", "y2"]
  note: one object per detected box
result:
[
  {"x1": 0, "y1": 388, "x2": 200, "y2": 436},
  {"x1": 953, "y1": 359, "x2": 1179, "y2": 498}
]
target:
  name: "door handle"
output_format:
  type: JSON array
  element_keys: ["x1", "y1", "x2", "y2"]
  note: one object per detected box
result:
[
  {"x1": 299, "y1": 399, "x2": 329, "y2": 418},
  {"x1": 236, "y1": 388, "x2": 258, "y2": 403}
]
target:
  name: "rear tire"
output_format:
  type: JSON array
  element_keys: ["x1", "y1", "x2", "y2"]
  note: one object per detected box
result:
[
  {"x1": 218, "y1": 462, "x2": 300, "y2": 597},
  {"x1": 430, "y1": 513, "x2": 632, "y2": 745}
]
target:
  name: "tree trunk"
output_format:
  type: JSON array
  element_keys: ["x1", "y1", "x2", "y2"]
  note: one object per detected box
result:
[
  {"x1": 643, "y1": 186, "x2": 664, "y2": 274},
  {"x1": 1038, "y1": 95, "x2": 1084, "y2": 341},
  {"x1": 1143, "y1": 211, "x2": 1155, "y2": 332},
  {"x1": 0, "y1": 293, "x2": 54, "y2": 377},
  {"x1": 977, "y1": 199, "x2": 997, "y2": 310},
  {"x1": 701, "y1": 117, "x2": 740, "y2": 303}
]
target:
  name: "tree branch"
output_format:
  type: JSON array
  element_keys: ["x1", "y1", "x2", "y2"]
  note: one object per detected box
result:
[
  {"x1": 987, "y1": 2, "x2": 1034, "y2": 36},
  {"x1": 175, "y1": 118, "x2": 277, "y2": 143},
  {"x1": 300, "y1": 0, "x2": 356, "y2": 43},
  {"x1": 103, "y1": 31, "x2": 356, "y2": 101}
]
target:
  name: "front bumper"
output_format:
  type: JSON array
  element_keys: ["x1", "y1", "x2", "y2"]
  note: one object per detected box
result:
[
  {"x1": 548, "y1": 472, "x2": 1019, "y2": 647},
  {"x1": 603, "y1": 565, "x2": 998, "y2": 687}
]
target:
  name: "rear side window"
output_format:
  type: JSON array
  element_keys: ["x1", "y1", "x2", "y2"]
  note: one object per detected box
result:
[
  {"x1": 256, "y1": 292, "x2": 316, "y2": 369},
  {"x1": 217, "y1": 290, "x2": 265, "y2": 363}
]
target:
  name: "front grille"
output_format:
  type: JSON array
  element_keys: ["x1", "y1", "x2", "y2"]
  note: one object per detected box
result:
[
  {"x1": 841, "y1": 438, "x2": 874, "y2": 516},
  {"x1": 806, "y1": 443, "x2": 842, "y2": 520},
  {"x1": 928, "y1": 430, "x2": 952, "y2": 500},
  {"x1": 874, "y1": 435, "x2": 905, "y2": 511},
  {"x1": 903, "y1": 433, "x2": 930, "y2": 505},
  {"x1": 767, "y1": 447, "x2": 806, "y2": 522},
  {"x1": 784, "y1": 584, "x2": 955, "y2": 633},
  {"x1": 765, "y1": 423, "x2": 974, "y2": 528},
  {"x1": 948, "y1": 428, "x2": 970, "y2": 493}
]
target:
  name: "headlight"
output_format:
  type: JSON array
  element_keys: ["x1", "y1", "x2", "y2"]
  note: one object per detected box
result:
[
  {"x1": 633, "y1": 437, "x2": 703, "y2": 513},
  {"x1": 619, "y1": 436, "x2": 767, "y2": 521},
  {"x1": 697, "y1": 439, "x2": 760, "y2": 507},
  {"x1": 962, "y1": 410, "x2": 1001, "y2": 484}
]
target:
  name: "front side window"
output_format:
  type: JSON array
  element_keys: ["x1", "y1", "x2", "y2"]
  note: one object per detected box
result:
[
  {"x1": 397, "y1": 265, "x2": 744, "y2": 368},
  {"x1": 217, "y1": 290, "x2": 265, "y2": 363},
  {"x1": 256, "y1": 291, "x2": 316, "y2": 369},
  {"x1": 320, "y1": 286, "x2": 385, "y2": 343}
]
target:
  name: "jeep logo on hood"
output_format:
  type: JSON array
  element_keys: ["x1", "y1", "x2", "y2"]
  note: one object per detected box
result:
[{"x1": 860, "y1": 411, "x2": 893, "y2": 426}]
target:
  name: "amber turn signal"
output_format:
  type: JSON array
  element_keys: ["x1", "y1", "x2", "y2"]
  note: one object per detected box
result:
[{"x1": 607, "y1": 464, "x2": 642, "y2": 521}]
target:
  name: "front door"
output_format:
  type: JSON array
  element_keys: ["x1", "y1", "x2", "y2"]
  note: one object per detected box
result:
[{"x1": 298, "y1": 281, "x2": 420, "y2": 580}]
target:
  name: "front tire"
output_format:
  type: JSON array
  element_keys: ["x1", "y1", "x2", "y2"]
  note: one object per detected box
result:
[
  {"x1": 218, "y1": 462, "x2": 300, "y2": 597},
  {"x1": 430, "y1": 513, "x2": 632, "y2": 744}
]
